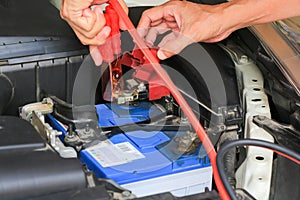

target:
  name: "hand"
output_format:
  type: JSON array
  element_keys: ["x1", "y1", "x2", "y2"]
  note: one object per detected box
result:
[
  {"x1": 60, "y1": 0, "x2": 128, "y2": 65},
  {"x1": 137, "y1": 1, "x2": 233, "y2": 60},
  {"x1": 61, "y1": 0, "x2": 110, "y2": 46}
]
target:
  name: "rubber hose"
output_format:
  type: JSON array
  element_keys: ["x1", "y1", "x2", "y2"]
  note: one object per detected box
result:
[{"x1": 219, "y1": 131, "x2": 238, "y2": 187}]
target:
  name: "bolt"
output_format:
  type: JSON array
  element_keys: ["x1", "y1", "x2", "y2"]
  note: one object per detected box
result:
[
  {"x1": 67, "y1": 124, "x2": 75, "y2": 137},
  {"x1": 257, "y1": 115, "x2": 266, "y2": 121},
  {"x1": 85, "y1": 124, "x2": 90, "y2": 133},
  {"x1": 220, "y1": 125, "x2": 226, "y2": 130},
  {"x1": 122, "y1": 191, "x2": 131, "y2": 197},
  {"x1": 240, "y1": 55, "x2": 248, "y2": 64}
]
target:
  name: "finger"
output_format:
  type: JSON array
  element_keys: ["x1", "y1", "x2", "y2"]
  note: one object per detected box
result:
[
  {"x1": 71, "y1": 8, "x2": 98, "y2": 32},
  {"x1": 137, "y1": 27, "x2": 149, "y2": 40},
  {"x1": 64, "y1": 6, "x2": 106, "y2": 39},
  {"x1": 73, "y1": 26, "x2": 111, "y2": 46},
  {"x1": 93, "y1": 0, "x2": 109, "y2": 4},
  {"x1": 95, "y1": 25, "x2": 111, "y2": 41},
  {"x1": 99, "y1": 39, "x2": 114, "y2": 63},
  {"x1": 138, "y1": 7, "x2": 165, "y2": 28},
  {"x1": 145, "y1": 26, "x2": 171, "y2": 45},
  {"x1": 76, "y1": 6, "x2": 107, "y2": 39},
  {"x1": 166, "y1": 21, "x2": 179, "y2": 30},
  {"x1": 157, "y1": 31, "x2": 177, "y2": 48},
  {"x1": 90, "y1": 45, "x2": 103, "y2": 66},
  {"x1": 137, "y1": 7, "x2": 166, "y2": 37},
  {"x1": 157, "y1": 34, "x2": 193, "y2": 60},
  {"x1": 60, "y1": 0, "x2": 65, "y2": 18}
]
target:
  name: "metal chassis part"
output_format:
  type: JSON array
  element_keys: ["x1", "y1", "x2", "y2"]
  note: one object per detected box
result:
[
  {"x1": 20, "y1": 98, "x2": 77, "y2": 158},
  {"x1": 31, "y1": 111, "x2": 77, "y2": 158},
  {"x1": 222, "y1": 45, "x2": 274, "y2": 200}
]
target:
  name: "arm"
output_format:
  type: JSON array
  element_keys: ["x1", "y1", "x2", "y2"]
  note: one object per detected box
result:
[{"x1": 137, "y1": 0, "x2": 300, "y2": 59}]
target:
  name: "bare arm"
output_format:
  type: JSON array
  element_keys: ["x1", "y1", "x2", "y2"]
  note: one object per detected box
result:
[{"x1": 138, "y1": 0, "x2": 300, "y2": 59}]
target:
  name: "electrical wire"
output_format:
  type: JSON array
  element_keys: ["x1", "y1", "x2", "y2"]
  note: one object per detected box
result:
[
  {"x1": 216, "y1": 139, "x2": 300, "y2": 200},
  {"x1": 108, "y1": 1, "x2": 230, "y2": 199}
]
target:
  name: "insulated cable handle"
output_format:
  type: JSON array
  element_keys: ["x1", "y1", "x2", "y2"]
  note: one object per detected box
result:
[
  {"x1": 107, "y1": 0, "x2": 230, "y2": 199},
  {"x1": 98, "y1": 5, "x2": 120, "y2": 63},
  {"x1": 106, "y1": 5, "x2": 121, "y2": 55}
]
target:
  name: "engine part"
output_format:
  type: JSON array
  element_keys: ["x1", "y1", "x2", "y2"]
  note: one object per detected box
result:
[
  {"x1": 172, "y1": 130, "x2": 201, "y2": 155},
  {"x1": 0, "y1": 150, "x2": 86, "y2": 200},
  {"x1": 0, "y1": 0, "x2": 88, "y2": 115},
  {"x1": 271, "y1": 155, "x2": 300, "y2": 200},
  {"x1": 0, "y1": 116, "x2": 45, "y2": 151},
  {"x1": 253, "y1": 115, "x2": 300, "y2": 153},
  {"x1": 29, "y1": 185, "x2": 112, "y2": 200},
  {"x1": 218, "y1": 131, "x2": 239, "y2": 187},
  {"x1": 20, "y1": 97, "x2": 54, "y2": 120},
  {"x1": 50, "y1": 95, "x2": 99, "y2": 129},
  {"x1": 0, "y1": 74, "x2": 13, "y2": 114},
  {"x1": 216, "y1": 139, "x2": 300, "y2": 200},
  {"x1": 159, "y1": 43, "x2": 242, "y2": 147},
  {"x1": 222, "y1": 45, "x2": 274, "y2": 200},
  {"x1": 31, "y1": 111, "x2": 77, "y2": 158}
]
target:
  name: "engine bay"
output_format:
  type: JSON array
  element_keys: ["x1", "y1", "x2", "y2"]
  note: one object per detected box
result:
[{"x1": 0, "y1": 1, "x2": 300, "y2": 200}]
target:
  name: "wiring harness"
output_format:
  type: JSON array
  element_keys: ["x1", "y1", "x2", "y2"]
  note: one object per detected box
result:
[{"x1": 217, "y1": 139, "x2": 300, "y2": 200}]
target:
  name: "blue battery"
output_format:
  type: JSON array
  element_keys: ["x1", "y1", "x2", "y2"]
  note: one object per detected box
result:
[
  {"x1": 80, "y1": 102, "x2": 211, "y2": 186},
  {"x1": 95, "y1": 102, "x2": 164, "y2": 127}
]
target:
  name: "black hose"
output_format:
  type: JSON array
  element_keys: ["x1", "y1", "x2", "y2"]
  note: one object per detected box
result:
[
  {"x1": 216, "y1": 139, "x2": 300, "y2": 200},
  {"x1": 218, "y1": 131, "x2": 238, "y2": 187}
]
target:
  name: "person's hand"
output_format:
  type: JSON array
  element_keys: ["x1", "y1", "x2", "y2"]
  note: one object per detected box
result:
[
  {"x1": 137, "y1": 1, "x2": 233, "y2": 60},
  {"x1": 60, "y1": 0, "x2": 128, "y2": 65},
  {"x1": 61, "y1": 0, "x2": 110, "y2": 46}
]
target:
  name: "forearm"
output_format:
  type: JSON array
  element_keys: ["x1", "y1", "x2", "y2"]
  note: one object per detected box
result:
[
  {"x1": 137, "y1": 0, "x2": 300, "y2": 59},
  {"x1": 220, "y1": 0, "x2": 300, "y2": 32}
]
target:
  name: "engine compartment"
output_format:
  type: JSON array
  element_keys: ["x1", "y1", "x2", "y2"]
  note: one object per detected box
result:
[{"x1": 0, "y1": 1, "x2": 300, "y2": 200}]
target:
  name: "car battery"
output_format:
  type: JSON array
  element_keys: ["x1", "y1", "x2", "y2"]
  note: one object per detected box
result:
[{"x1": 80, "y1": 102, "x2": 212, "y2": 197}]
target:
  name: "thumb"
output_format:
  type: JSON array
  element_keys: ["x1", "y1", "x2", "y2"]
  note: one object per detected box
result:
[
  {"x1": 157, "y1": 34, "x2": 193, "y2": 60},
  {"x1": 93, "y1": 5, "x2": 105, "y2": 22},
  {"x1": 90, "y1": 45, "x2": 103, "y2": 66}
]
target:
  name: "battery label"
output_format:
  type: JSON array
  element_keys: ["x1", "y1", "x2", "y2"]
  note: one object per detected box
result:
[
  {"x1": 85, "y1": 140, "x2": 145, "y2": 167},
  {"x1": 115, "y1": 142, "x2": 145, "y2": 161}
]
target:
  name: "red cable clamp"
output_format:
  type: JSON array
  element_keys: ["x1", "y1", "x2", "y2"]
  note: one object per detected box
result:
[{"x1": 98, "y1": 5, "x2": 121, "y2": 63}]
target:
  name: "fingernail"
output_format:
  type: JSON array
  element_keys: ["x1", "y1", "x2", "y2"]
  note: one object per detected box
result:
[
  {"x1": 157, "y1": 50, "x2": 167, "y2": 60},
  {"x1": 91, "y1": 48, "x2": 103, "y2": 66},
  {"x1": 94, "y1": 55, "x2": 103, "y2": 66},
  {"x1": 94, "y1": 5, "x2": 103, "y2": 13}
]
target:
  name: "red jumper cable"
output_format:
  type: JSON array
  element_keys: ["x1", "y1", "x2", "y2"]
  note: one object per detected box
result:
[{"x1": 98, "y1": 4, "x2": 121, "y2": 63}]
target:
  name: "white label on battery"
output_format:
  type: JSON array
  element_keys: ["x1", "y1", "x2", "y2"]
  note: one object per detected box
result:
[
  {"x1": 115, "y1": 142, "x2": 145, "y2": 161},
  {"x1": 86, "y1": 140, "x2": 144, "y2": 168}
]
